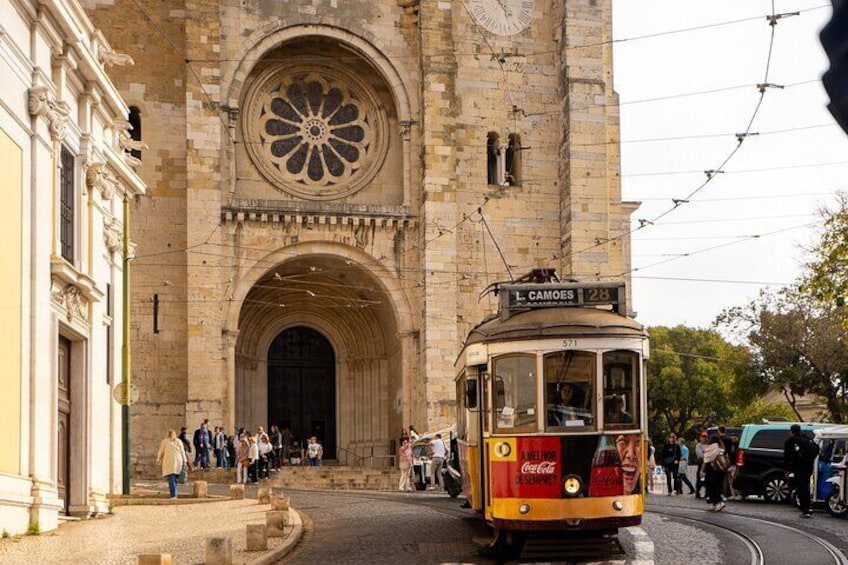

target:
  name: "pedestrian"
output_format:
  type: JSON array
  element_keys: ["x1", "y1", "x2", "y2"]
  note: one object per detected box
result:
[
  {"x1": 306, "y1": 436, "x2": 323, "y2": 467},
  {"x1": 718, "y1": 425, "x2": 737, "y2": 497},
  {"x1": 193, "y1": 419, "x2": 212, "y2": 469},
  {"x1": 258, "y1": 433, "x2": 273, "y2": 479},
  {"x1": 677, "y1": 438, "x2": 696, "y2": 495},
  {"x1": 429, "y1": 433, "x2": 448, "y2": 490},
  {"x1": 703, "y1": 434, "x2": 727, "y2": 512},
  {"x1": 270, "y1": 425, "x2": 283, "y2": 470},
  {"x1": 660, "y1": 433, "x2": 682, "y2": 495},
  {"x1": 646, "y1": 439, "x2": 656, "y2": 493},
  {"x1": 236, "y1": 436, "x2": 250, "y2": 484},
  {"x1": 408, "y1": 425, "x2": 420, "y2": 442},
  {"x1": 156, "y1": 429, "x2": 188, "y2": 500},
  {"x1": 247, "y1": 435, "x2": 260, "y2": 483},
  {"x1": 694, "y1": 431, "x2": 708, "y2": 498},
  {"x1": 226, "y1": 435, "x2": 237, "y2": 468},
  {"x1": 214, "y1": 426, "x2": 226, "y2": 468},
  {"x1": 281, "y1": 427, "x2": 294, "y2": 466},
  {"x1": 178, "y1": 426, "x2": 192, "y2": 464},
  {"x1": 398, "y1": 438, "x2": 414, "y2": 491},
  {"x1": 785, "y1": 423, "x2": 819, "y2": 518}
]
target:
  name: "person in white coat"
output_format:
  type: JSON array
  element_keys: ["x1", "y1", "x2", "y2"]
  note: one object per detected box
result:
[{"x1": 157, "y1": 429, "x2": 188, "y2": 499}]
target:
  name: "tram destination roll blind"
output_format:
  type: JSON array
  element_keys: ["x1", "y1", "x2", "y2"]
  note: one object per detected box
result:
[{"x1": 498, "y1": 282, "x2": 626, "y2": 319}]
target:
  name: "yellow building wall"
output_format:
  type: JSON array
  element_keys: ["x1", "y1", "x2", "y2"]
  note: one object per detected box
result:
[{"x1": 0, "y1": 127, "x2": 22, "y2": 475}]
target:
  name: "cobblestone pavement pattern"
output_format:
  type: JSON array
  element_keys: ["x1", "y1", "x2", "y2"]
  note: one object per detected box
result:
[{"x1": 0, "y1": 498, "x2": 288, "y2": 565}]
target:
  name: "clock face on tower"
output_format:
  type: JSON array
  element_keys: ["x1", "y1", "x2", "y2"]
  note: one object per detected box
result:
[{"x1": 469, "y1": 0, "x2": 535, "y2": 36}]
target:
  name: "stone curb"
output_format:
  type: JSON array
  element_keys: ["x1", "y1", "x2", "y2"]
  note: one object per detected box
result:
[{"x1": 246, "y1": 508, "x2": 303, "y2": 565}]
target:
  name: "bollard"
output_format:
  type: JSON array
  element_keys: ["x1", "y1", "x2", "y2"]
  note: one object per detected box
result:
[
  {"x1": 230, "y1": 483, "x2": 245, "y2": 500},
  {"x1": 138, "y1": 555, "x2": 172, "y2": 565},
  {"x1": 246, "y1": 524, "x2": 268, "y2": 551},
  {"x1": 270, "y1": 494, "x2": 290, "y2": 511},
  {"x1": 193, "y1": 480, "x2": 208, "y2": 498},
  {"x1": 205, "y1": 537, "x2": 233, "y2": 565},
  {"x1": 257, "y1": 487, "x2": 271, "y2": 504},
  {"x1": 266, "y1": 510, "x2": 289, "y2": 538}
]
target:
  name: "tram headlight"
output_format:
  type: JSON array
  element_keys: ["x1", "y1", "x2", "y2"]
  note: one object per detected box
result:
[
  {"x1": 562, "y1": 475, "x2": 582, "y2": 497},
  {"x1": 519, "y1": 503, "x2": 531, "y2": 515},
  {"x1": 612, "y1": 500, "x2": 624, "y2": 511}
]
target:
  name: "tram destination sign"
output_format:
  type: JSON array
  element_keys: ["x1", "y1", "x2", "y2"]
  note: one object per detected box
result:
[{"x1": 498, "y1": 282, "x2": 626, "y2": 319}]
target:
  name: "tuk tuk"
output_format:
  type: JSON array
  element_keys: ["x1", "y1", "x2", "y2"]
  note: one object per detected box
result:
[{"x1": 794, "y1": 425, "x2": 848, "y2": 516}]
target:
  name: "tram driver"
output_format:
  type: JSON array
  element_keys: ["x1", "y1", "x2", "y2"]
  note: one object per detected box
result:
[{"x1": 547, "y1": 382, "x2": 591, "y2": 427}]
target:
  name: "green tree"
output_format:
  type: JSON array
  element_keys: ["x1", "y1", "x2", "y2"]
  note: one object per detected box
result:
[
  {"x1": 719, "y1": 288, "x2": 848, "y2": 423},
  {"x1": 804, "y1": 192, "x2": 848, "y2": 312},
  {"x1": 647, "y1": 326, "x2": 751, "y2": 443}
]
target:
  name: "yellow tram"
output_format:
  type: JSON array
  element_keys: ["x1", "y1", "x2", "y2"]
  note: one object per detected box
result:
[{"x1": 454, "y1": 275, "x2": 649, "y2": 551}]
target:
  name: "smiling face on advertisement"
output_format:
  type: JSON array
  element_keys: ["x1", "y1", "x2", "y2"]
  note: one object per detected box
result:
[{"x1": 616, "y1": 434, "x2": 641, "y2": 494}]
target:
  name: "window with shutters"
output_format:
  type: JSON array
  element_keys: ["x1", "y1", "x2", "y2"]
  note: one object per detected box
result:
[{"x1": 59, "y1": 147, "x2": 75, "y2": 263}]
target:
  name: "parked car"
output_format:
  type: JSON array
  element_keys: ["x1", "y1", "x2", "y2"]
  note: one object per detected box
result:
[{"x1": 733, "y1": 422, "x2": 833, "y2": 503}]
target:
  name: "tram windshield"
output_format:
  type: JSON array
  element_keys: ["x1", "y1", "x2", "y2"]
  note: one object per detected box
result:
[
  {"x1": 545, "y1": 351, "x2": 595, "y2": 429},
  {"x1": 603, "y1": 350, "x2": 640, "y2": 428},
  {"x1": 493, "y1": 354, "x2": 537, "y2": 432}
]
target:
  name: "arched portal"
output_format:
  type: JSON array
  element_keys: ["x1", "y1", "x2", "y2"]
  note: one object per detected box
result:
[
  {"x1": 233, "y1": 250, "x2": 414, "y2": 466},
  {"x1": 267, "y1": 327, "x2": 336, "y2": 459}
]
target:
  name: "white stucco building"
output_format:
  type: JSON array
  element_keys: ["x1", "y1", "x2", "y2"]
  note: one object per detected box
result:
[{"x1": 0, "y1": 0, "x2": 144, "y2": 534}]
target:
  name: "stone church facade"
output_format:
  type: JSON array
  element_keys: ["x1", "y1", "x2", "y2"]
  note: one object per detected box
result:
[{"x1": 82, "y1": 0, "x2": 635, "y2": 476}]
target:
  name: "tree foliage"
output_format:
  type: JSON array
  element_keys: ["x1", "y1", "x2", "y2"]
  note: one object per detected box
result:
[
  {"x1": 718, "y1": 288, "x2": 848, "y2": 423},
  {"x1": 647, "y1": 325, "x2": 754, "y2": 443},
  {"x1": 804, "y1": 192, "x2": 848, "y2": 311}
]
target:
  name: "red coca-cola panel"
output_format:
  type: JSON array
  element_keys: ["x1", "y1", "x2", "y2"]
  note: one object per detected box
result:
[{"x1": 491, "y1": 437, "x2": 562, "y2": 498}]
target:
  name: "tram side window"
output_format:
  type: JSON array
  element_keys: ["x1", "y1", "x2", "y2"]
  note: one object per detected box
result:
[
  {"x1": 544, "y1": 351, "x2": 595, "y2": 429},
  {"x1": 603, "y1": 351, "x2": 640, "y2": 428},
  {"x1": 493, "y1": 355, "x2": 537, "y2": 431}
]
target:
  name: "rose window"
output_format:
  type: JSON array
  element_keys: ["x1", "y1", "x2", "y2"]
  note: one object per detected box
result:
[{"x1": 244, "y1": 66, "x2": 388, "y2": 200}]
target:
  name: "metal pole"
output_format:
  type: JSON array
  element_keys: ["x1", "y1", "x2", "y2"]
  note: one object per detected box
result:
[{"x1": 121, "y1": 194, "x2": 131, "y2": 495}]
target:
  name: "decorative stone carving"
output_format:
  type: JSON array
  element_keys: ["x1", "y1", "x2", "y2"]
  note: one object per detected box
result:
[
  {"x1": 243, "y1": 64, "x2": 389, "y2": 201},
  {"x1": 99, "y1": 49, "x2": 135, "y2": 67},
  {"x1": 119, "y1": 137, "x2": 149, "y2": 153},
  {"x1": 123, "y1": 153, "x2": 142, "y2": 168},
  {"x1": 28, "y1": 86, "x2": 69, "y2": 141},
  {"x1": 113, "y1": 118, "x2": 146, "y2": 165},
  {"x1": 103, "y1": 214, "x2": 122, "y2": 252},
  {"x1": 52, "y1": 284, "x2": 87, "y2": 323},
  {"x1": 85, "y1": 162, "x2": 118, "y2": 200}
]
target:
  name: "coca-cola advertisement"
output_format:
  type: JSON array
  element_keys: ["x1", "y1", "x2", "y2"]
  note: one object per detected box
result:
[{"x1": 491, "y1": 437, "x2": 562, "y2": 498}]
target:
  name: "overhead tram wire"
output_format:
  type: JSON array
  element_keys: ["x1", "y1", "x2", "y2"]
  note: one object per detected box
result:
[{"x1": 575, "y1": 1, "x2": 794, "y2": 259}]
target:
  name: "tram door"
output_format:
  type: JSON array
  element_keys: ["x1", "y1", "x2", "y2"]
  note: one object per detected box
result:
[
  {"x1": 267, "y1": 327, "x2": 336, "y2": 459},
  {"x1": 57, "y1": 337, "x2": 71, "y2": 513}
]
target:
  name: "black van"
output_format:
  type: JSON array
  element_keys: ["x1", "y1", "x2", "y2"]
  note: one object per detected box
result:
[{"x1": 732, "y1": 423, "x2": 831, "y2": 502}]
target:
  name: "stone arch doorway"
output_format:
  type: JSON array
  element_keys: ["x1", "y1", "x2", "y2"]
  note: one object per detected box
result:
[{"x1": 267, "y1": 326, "x2": 336, "y2": 459}]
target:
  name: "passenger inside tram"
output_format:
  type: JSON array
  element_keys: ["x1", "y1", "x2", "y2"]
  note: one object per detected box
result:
[
  {"x1": 547, "y1": 381, "x2": 592, "y2": 427},
  {"x1": 605, "y1": 394, "x2": 633, "y2": 424}
]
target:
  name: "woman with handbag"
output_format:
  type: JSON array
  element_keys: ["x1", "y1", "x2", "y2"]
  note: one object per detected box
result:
[
  {"x1": 156, "y1": 429, "x2": 188, "y2": 500},
  {"x1": 702, "y1": 434, "x2": 728, "y2": 512}
]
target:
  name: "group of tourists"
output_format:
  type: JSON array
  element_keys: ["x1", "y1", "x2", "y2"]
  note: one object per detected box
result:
[
  {"x1": 157, "y1": 419, "x2": 326, "y2": 498},
  {"x1": 649, "y1": 426, "x2": 738, "y2": 512}
]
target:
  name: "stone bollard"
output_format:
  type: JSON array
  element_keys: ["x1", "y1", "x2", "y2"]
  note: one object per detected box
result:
[
  {"x1": 266, "y1": 510, "x2": 289, "y2": 538},
  {"x1": 230, "y1": 483, "x2": 245, "y2": 500},
  {"x1": 205, "y1": 537, "x2": 232, "y2": 565},
  {"x1": 257, "y1": 487, "x2": 271, "y2": 504},
  {"x1": 270, "y1": 494, "x2": 290, "y2": 511},
  {"x1": 138, "y1": 555, "x2": 172, "y2": 565},
  {"x1": 246, "y1": 524, "x2": 268, "y2": 551},
  {"x1": 193, "y1": 480, "x2": 208, "y2": 499}
]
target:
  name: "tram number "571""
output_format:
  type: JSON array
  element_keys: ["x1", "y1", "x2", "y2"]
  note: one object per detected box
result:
[{"x1": 561, "y1": 339, "x2": 578, "y2": 348}]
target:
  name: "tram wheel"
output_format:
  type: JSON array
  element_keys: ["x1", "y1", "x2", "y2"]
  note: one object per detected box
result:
[{"x1": 481, "y1": 528, "x2": 525, "y2": 561}]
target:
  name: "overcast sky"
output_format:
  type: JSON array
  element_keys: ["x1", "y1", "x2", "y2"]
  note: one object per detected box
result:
[{"x1": 611, "y1": 0, "x2": 848, "y2": 329}]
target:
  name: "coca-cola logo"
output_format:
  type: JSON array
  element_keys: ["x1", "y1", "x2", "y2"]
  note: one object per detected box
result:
[{"x1": 520, "y1": 461, "x2": 557, "y2": 474}]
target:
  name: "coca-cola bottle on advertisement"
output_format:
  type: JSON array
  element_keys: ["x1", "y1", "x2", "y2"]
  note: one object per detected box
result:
[{"x1": 589, "y1": 435, "x2": 623, "y2": 496}]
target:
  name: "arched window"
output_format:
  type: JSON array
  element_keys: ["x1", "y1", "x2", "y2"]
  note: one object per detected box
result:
[
  {"x1": 487, "y1": 132, "x2": 501, "y2": 185},
  {"x1": 505, "y1": 134, "x2": 520, "y2": 186},
  {"x1": 128, "y1": 106, "x2": 142, "y2": 160}
]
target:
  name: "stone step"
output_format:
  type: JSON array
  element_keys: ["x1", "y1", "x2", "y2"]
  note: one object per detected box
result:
[{"x1": 192, "y1": 465, "x2": 399, "y2": 491}]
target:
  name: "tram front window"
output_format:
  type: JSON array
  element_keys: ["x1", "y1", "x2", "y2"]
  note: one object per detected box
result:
[
  {"x1": 603, "y1": 351, "x2": 640, "y2": 428},
  {"x1": 493, "y1": 355, "x2": 537, "y2": 432},
  {"x1": 544, "y1": 351, "x2": 595, "y2": 429}
]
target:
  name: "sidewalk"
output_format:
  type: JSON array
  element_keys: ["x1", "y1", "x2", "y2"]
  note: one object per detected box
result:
[{"x1": 0, "y1": 495, "x2": 301, "y2": 565}]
